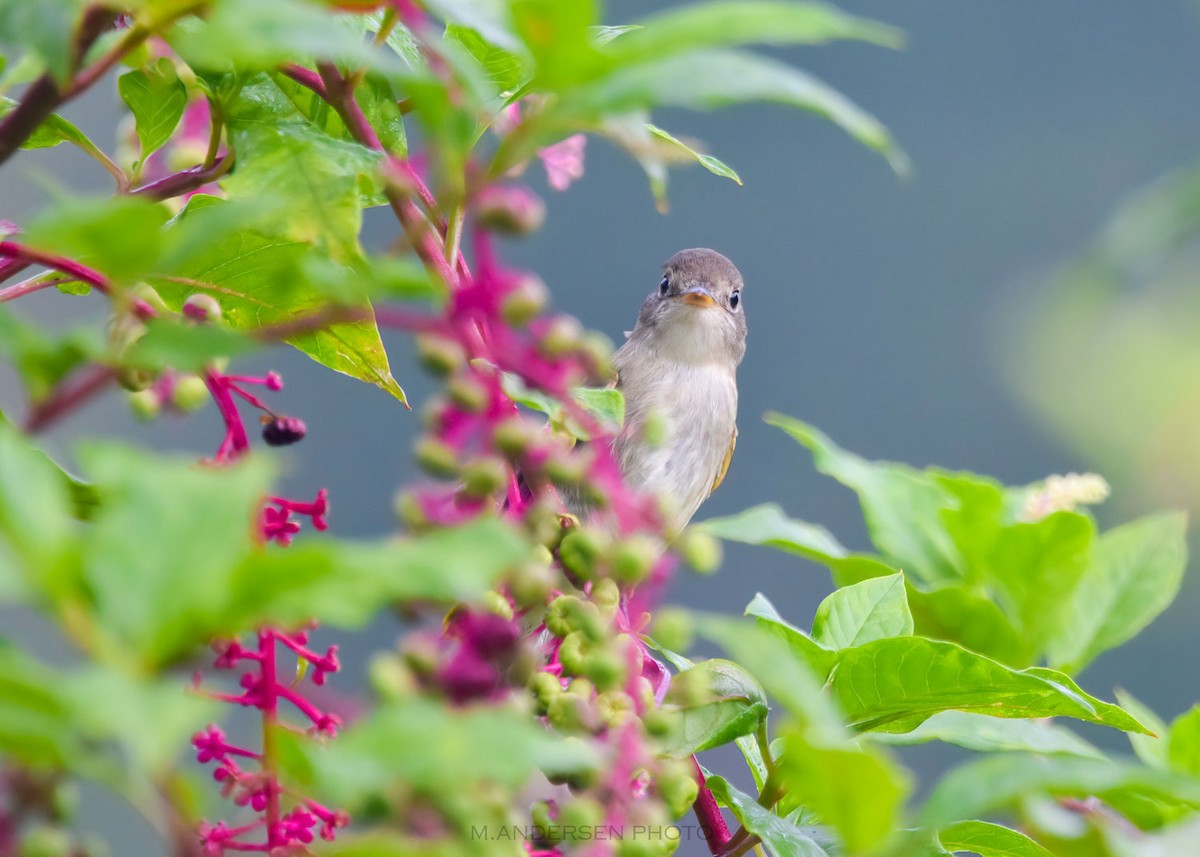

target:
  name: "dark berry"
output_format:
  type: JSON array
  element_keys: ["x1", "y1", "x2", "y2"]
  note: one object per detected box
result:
[{"x1": 262, "y1": 417, "x2": 307, "y2": 446}]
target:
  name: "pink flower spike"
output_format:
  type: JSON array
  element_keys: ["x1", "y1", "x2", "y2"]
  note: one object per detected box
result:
[{"x1": 538, "y1": 134, "x2": 586, "y2": 191}]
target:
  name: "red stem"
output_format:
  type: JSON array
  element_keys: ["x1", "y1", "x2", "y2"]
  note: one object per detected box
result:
[
  {"x1": 691, "y1": 757, "x2": 732, "y2": 855},
  {"x1": 22, "y1": 365, "x2": 117, "y2": 434},
  {"x1": 0, "y1": 275, "x2": 69, "y2": 304},
  {"x1": 203, "y1": 371, "x2": 250, "y2": 461},
  {"x1": 0, "y1": 241, "x2": 109, "y2": 293},
  {"x1": 258, "y1": 630, "x2": 283, "y2": 849},
  {"x1": 129, "y1": 154, "x2": 234, "y2": 200}
]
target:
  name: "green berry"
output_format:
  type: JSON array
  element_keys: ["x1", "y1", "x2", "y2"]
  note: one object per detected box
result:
[
  {"x1": 650, "y1": 608, "x2": 694, "y2": 655},
  {"x1": 509, "y1": 559, "x2": 555, "y2": 609},
  {"x1": 547, "y1": 691, "x2": 592, "y2": 734},
  {"x1": 658, "y1": 767, "x2": 700, "y2": 818},
  {"x1": 596, "y1": 689, "x2": 635, "y2": 727},
  {"x1": 677, "y1": 528, "x2": 722, "y2": 574},
  {"x1": 529, "y1": 672, "x2": 563, "y2": 714},
  {"x1": 583, "y1": 648, "x2": 625, "y2": 692},
  {"x1": 170, "y1": 374, "x2": 209, "y2": 412},
  {"x1": 501, "y1": 274, "x2": 549, "y2": 326},
  {"x1": 128, "y1": 389, "x2": 161, "y2": 422},
  {"x1": 461, "y1": 457, "x2": 508, "y2": 498},
  {"x1": 415, "y1": 334, "x2": 463, "y2": 377},
  {"x1": 611, "y1": 534, "x2": 660, "y2": 585},
  {"x1": 415, "y1": 437, "x2": 459, "y2": 478},
  {"x1": 559, "y1": 528, "x2": 608, "y2": 581}
]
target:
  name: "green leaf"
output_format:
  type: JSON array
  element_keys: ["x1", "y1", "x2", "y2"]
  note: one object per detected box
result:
[
  {"x1": 1116, "y1": 689, "x2": 1169, "y2": 769},
  {"x1": 0, "y1": 420, "x2": 78, "y2": 600},
  {"x1": 611, "y1": 2, "x2": 902, "y2": 67},
  {"x1": 937, "y1": 821, "x2": 1055, "y2": 857},
  {"x1": 919, "y1": 753, "x2": 1200, "y2": 828},
  {"x1": 0, "y1": 641, "x2": 84, "y2": 768},
  {"x1": 744, "y1": 592, "x2": 837, "y2": 678},
  {"x1": 0, "y1": 307, "x2": 101, "y2": 403},
  {"x1": 766, "y1": 414, "x2": 961, "y2": 581},
  {"x1": 699, "y1": 502, "x2": 897, "y2": 586},
  {"x1": 446, "y1": 24, "x2": 526, "y2": 93},
  {"x1": 659, "y1": 659, "x2": 768, "y2": 755},
  {"x1": 170, "y1": 0, "x2": 398, "y2": 73},
  {"x1": 221, "y1": 74, "x2": 382, "y2": 259},
  {"x1": 572, "y1": 387, "x2": 624, "y2": 431},
  {"x1": 77, "y1": 444, "x2": 273, "y2": 669},
  {"x1": 1046, "y1": 512, "x2": 1187, "y2": 673},
  {"x1": 775, "y1": 725, "x2": 911, "y2": 854},
  {"x1": 66, "y1": 668, "x2": 218, "y2": 776},
  {"x1": 906, "y1": 582, "x2": 1032, "y2": 667},
  {"x1": 700, "y1": 616, "x2": 844, "y2": 741},
  {"x1": 280, "y1": 697, "x2": 597, "y2": 801},
  {"x1": 646, "y1": 124, "x2": 741, "y2": 185},
  {"x1": 154, "y1": 197, "x2": 406, "y2": 402},
  {"x1": 1168, "y1": 705, "x2": 1200, "y2": 776},
  {"x1": 501, "y1": 372, "x2": 624, "y2": 440},
  {"x1": 0, "y1": 96, "x2": 99, "y2": 156},
  {"x1": 118, "y1": 57, "x2": 188, "y2": 163},
  {"x1": 224, "y1": 518, "x2": 530, "y2": 632},
  {"x1": 566, "y1": 52, "x2": 907, "y2": 174},
  {"x1": 983, "y1": 511, "x2": 1095, "y2": 655},
  {"x1": 870, "y1": 711, "x2": 1106, "y2": 759},
  {"x1": 24, "y1": 195, "x2": 171, "y2": 282},
  {"x1": 831, "y1": 637, "x2": 1149, "y2": 735},
  {"x1": 0, "y1": 0, "x2": 84, "y2": 85},
  {"x1": 811, "y1": 572, "x2": 912, "y2": 649},
  {"x1": 126, "y1": 316, "x2": 257, "y2": 371},
  {"x1": 706, "y1": 774, "x2": 830, "y2": 857}
]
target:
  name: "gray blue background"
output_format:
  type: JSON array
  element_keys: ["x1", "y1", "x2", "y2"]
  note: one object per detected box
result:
[{"x1": 3, "y1": 2, "x2": 1200, "y2": 852}]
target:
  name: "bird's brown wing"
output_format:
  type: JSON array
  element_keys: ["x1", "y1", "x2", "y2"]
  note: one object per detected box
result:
[{"x1": 710, "y1": 426, "x2": 737, "y2": 494}]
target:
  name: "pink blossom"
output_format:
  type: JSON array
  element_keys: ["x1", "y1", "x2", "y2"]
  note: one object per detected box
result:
[{"x1": 538, "y1": 134, "x2": 586, "y2": 191}]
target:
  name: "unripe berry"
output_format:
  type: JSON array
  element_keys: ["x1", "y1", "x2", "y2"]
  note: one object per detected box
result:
[
  {"x1": 547, "y1": 691, "x2": 592, "y2": 734},
  {"x1": 447, "y1": 374, "x2": 489, "y2": 412},
  {"x1": 676, "y1": 528, "x2": 723, "y2": 574},
  {"x1": 545, "y1": 595, "x2": 581, "y2": 639},
  {"x1": 583, "y1": 649, "x2": 625, "y2": 692},
  {"x1": 557, "y1": 797, "x2": 604, "y2": 842},
  {"x1": 170, "y1": 374, "x2": 209, "y2": 412},
  {"x1": 492, "y1": 418, "x2": 539, "y2": 459},
  {"x1": 559, "y1": 528, "x2": 608, "y2": 581},
  {"x1": 611, "y1": 534, "x2": 660, "y2": 585},
  {"x1": 596, "y1": 689, "x2": 636, "y2": 727},
  {"x1": 182, "y1": 293, "x2": 222, "y2": 323},
  {"x1": 415, "y1": 334, "x2": 463, "y2": 377},
  {"x1": 393, "y1": 490, "x2": 428, "y2": 530},
  {"x1": 18, "y1": 825, "x2": 73, "y2": 857},
  {"x1": 128, "y1": 389, "x2": 161, "y2": 421},
  {"x1": 651, "y1": 608, "x2": 694, "y2": 655},
  {"x1": 658, "y1": 766, "x2": 700, "y2": 818},
  {"x1": 475, "y1": 184, "x2": 545, "y2": 236},
  {"x1": 501, "y1": 274, "x2": 549, "y2": 326},
  {"x1": 117, "y1": 365, "x2": 157, "y2": 393},
  {"x1": 368, "y1": 654, "x2": 416, "y2": 701},
  {"x1": 509, "y1": 558, "x2": 555, "y2": 609},
  {"x1": 591, "y1": 578, "x2": 620, "y2": 614},
  {"x1": 415, "y1": 437, "x2": 460, "y2": 478},
  {"x1": 461, "y1": 456, "x2": 508, "y2": 499},
  {"x1": 481, "y1": 590, "x2": 514, "y2": 621},
  {"x1": 530, "y1": 800, "x2": 558, "y2": 837},
  {"x1": 579, "y1": 331, "x2": 615, "y2": 382},
  {"x1": 529, "y1": 671, "x2": 563, "y2": 714},
  {"x1": 556, "y1": 631, "x2": 588, "y2": 677},
  {"x1": 539, "y1": 315, "x2": 584, "y2": 357}
]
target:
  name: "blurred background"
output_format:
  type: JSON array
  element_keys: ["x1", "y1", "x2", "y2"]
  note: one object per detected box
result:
[{"x1": 3, "y1": 1, "x2": 1200, "y2": 852}]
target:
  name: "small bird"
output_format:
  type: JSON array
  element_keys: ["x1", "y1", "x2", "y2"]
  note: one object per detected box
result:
[{"x1": 601, "y1": 248, "x2": 746, "y2": 532}]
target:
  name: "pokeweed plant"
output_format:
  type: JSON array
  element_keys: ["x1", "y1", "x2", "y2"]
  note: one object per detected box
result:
[{"x1": 0, "y1": 2, "x2": 1194, "y2": 857}]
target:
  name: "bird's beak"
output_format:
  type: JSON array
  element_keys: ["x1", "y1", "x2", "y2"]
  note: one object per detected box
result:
[{"x1": 678, "y1": 286, "x2": 716, "y2": 308}]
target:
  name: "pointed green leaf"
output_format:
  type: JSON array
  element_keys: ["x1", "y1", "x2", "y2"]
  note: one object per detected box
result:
[
  {"x1": 611, "y1": 1, "x2": 902, "y2": 67},
  {"x1": 659, "y1": 659, "x2": 768, "y2": 756},
  {"x1": 1116, "y1": 689, "x2": 1169, "y2": 770},
  {"x1": 118, "y1": 57, "x2": 188, "y2": 163},
  {"x1": 832, "y1": 637, "x2": 1149, "y2": 735},
  {"x1": 744, "y1": 592, "x2": 837, "y2": 680},
  {"x1": 937, "y1": 821, "x2": 1055, "y2": 857},
  {"x1": 811, "y1": 572, "x2": 912, "y2": 649},
  {"x1": 775, "y1": 725, "x2": 911, "y2": 854},
  {"x1": 870, "y1": 711, "x2": 1105, "y2": 759},
  {"x1": 906, "y1": 581, "x2": 1031, "y2": 667},
  {"x1": 766, "y1": 413, "x2": 961, "y2": 581},
  {"x1": 1168, "y1": 705, "x2": 1200, "y2": 776},
  {"x1": 919, "y1": 754, "x2": 1200, "y2": 828},
  {"x1": 706, "y1": 775, "x2": 830, "y2": 857},
  {"x1": 1047, "y1": 512, "x2": 1187, "y2": 673},
  {"x1": 646, "y1": 124, "x2": 741, "y2": 184}
]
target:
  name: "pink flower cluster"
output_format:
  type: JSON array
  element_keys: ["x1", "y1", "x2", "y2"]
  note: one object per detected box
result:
[{"x1": 192, "y1": 628, "x2": 348, "y2": 854}]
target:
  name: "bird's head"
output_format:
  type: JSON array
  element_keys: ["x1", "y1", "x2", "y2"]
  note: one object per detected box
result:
[{"x1": 632, "y1": 248, "x2": 746, "y2": 366}]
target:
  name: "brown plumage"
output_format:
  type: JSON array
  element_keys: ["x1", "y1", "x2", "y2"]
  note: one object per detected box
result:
[{"x1": 572, "y1": 248, "x2": 746, "y2": 531}]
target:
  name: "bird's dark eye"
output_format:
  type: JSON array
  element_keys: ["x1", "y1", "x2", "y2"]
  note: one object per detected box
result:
[
  {"x1": 659, "y1": 276, "x2": 669, "y2": 296},
  {"x1": 730, "y1": 289, "x2": 741, "y2": 309}
]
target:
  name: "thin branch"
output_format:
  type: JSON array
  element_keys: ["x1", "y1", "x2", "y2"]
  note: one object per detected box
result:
[
  {"x1": 0, "y1": 258, "x2": 33, "y2": 285},
  {"x1": 130, "y1": 153, "x2": 234, "y2": 200},
  {"x1": 279, "y1": 63, "x2": 328, "y2": 99},
  {"x1": 23, "y1": 365, "x2": 117, "y2": 434},
  {"x1": 0, "y1": 241, "x2": 109, "y2": 293},
  {"x1": 0, "y1": 274, "x2": 69, "y2": 304}
]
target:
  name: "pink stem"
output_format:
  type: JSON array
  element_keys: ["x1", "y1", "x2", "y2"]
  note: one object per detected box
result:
[
  {"x1": 203, "y1": 371, "x2": 250, "y2": 461},
  {"x1": 23, "y1": 365, "x2": 116, "y2": 434},
  {"x1": 691, "y1": 756, "x2": 732, "y2": 855},
  {"x1": 0, "y1": 241, "x2": 109, "y2": 293}
]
